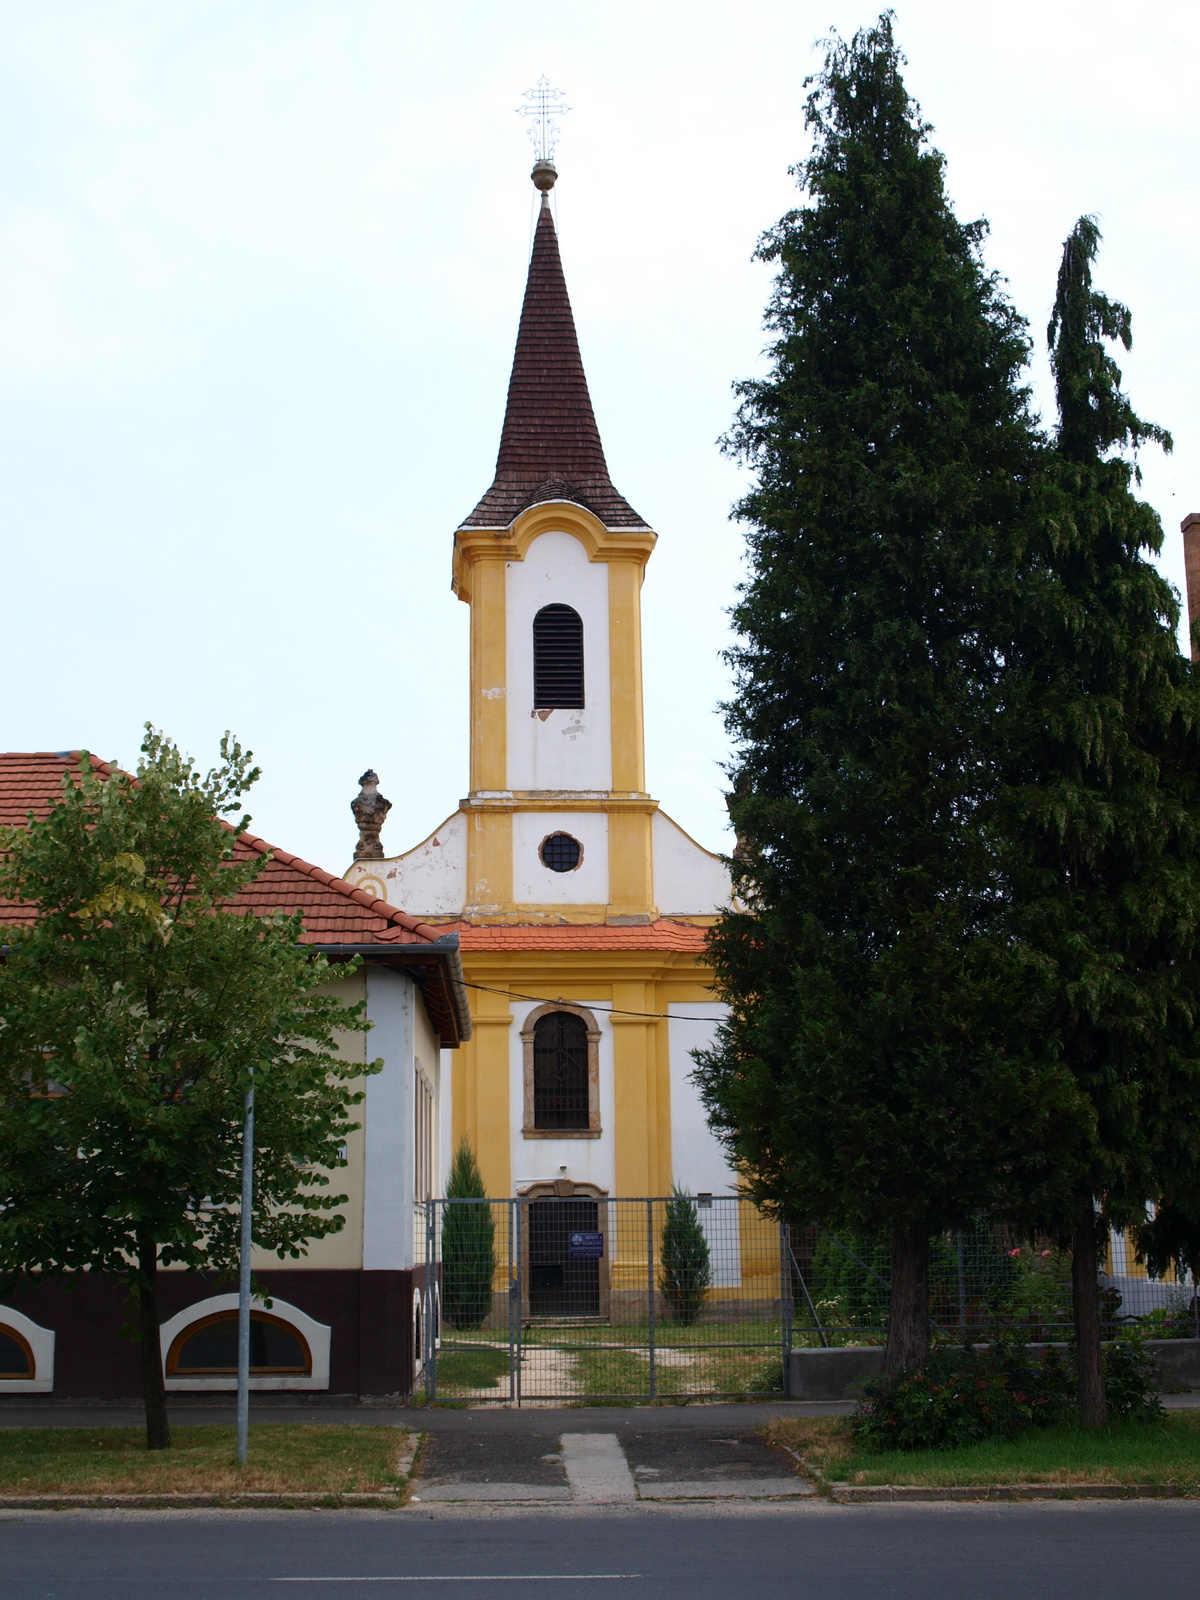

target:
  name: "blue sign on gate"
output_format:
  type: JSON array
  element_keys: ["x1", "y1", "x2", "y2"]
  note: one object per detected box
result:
[{"x1": 568, "y1": 1231, "x2": 604, "y2": 1259}]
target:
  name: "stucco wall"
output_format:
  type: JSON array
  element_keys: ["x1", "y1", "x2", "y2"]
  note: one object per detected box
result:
[
  {"x1": 249, "y1": 969, "x2": 368, "y2": 1273},
  {"x1": 668, "y1": 1002, "x2": 737, "y2": 1197},
  {"x1": 350, "y1": 811, "x2": 466, "y2": 917},
  {"x1": 653, "y1": 811, "x2": 731, "y2": 916},
  {"x1": 506, "y1": 530, "x2": 613, "y2": 792},
  {"x1": 512, "y1": 809, "x2": 609, "y2": 906}
]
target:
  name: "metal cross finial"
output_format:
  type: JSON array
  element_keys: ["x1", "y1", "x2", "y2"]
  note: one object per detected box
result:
[{"x1": 516, "y1": 76, "x2": 571, "y2": 163}]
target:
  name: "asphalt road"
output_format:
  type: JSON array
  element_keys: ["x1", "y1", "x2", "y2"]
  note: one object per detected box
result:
[{"x1": 1, "y1": 1501, "x2": 1199, "y2": 1600}]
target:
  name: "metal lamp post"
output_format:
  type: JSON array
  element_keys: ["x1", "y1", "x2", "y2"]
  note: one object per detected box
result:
[{"x1": 236, "y1": 1069, "x2": 255, "y2": 1467}]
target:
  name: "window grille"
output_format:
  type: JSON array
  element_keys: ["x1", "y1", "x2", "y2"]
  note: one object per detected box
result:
[
  {"x1": 540, "y1": 832, "x2": 581, "y2": 873},
  {"x1": 533, "y1": 603, "x2": 584, "y2": 708},
  {"x1": 533, "y1": 1011, "x2": 590, "y2": 1129}
]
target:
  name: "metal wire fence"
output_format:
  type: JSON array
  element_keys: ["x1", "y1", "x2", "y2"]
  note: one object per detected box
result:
[
  {"x1": 414, "y1": 1201, "x2": 1200, "y2": 1404},
  {"x1": 786, "y1": 1223, "x2": 1200, "y2": 1348},
  {"x1": 418, "y1": 1195, "x2": 788, "y2": 1403}
]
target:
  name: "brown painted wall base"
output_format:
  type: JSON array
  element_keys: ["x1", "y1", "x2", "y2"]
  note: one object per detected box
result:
[{"x1": 2, "y1": 1269, "x2": 415, "y2": 1400}]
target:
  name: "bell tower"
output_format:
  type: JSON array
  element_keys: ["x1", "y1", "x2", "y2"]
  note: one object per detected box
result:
[
  {"x1": 451, "y1": 158, "x2": 659, "y2": 925},
  {"x1": 343, "y1": 139, "x2": 732, "y2": 1203}
]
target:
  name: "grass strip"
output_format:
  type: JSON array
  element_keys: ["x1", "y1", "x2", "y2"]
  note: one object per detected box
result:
[
  {"x1": 766, "y1": 1414, "x2": 1200, "y2": 1495},
  {"x1": 0, "y1": 1424, "x2": 410, "y2": 1496}
]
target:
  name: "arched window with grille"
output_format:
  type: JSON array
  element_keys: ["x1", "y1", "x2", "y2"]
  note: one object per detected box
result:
[
  {"x1": 533, "y1": 604, "x2": 584, "y2": 709},
  {"x1": 532, "y1": 1010, "x2": 590, "y2": 1130}
]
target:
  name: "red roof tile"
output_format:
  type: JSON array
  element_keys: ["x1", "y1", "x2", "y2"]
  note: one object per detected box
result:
[
  {"x1": 0, "y1": 752, "x2": 440, "y2": 946},
  {"x1": 461, "y1": 194, "x2": 646, "y2": 531}
]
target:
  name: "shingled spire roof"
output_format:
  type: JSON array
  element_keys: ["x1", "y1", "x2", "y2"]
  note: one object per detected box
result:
[{"x1": 461, "y1": 181, "x2": 646, "y2": 529}]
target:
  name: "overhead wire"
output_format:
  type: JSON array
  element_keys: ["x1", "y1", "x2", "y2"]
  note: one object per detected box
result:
[{"x1": 451, "y1": 975, "x2": 729, "y2": 1024}]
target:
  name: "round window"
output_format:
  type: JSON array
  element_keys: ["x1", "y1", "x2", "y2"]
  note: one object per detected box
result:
[{"x1": 540, "y1": 832, "x2": 582, "y2": 873}]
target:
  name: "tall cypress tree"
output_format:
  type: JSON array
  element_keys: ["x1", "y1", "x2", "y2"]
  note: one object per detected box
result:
[
  {"x1": 1003, "y1": 217, "x2": 1200, "y2": 1425},
  {"x1": 694, "y1": 15, "x2": 1080, "y2": 1376}
]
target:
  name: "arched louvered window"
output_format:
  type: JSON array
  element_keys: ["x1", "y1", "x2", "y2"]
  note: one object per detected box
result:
[
  {"x1": 533, "y1": 1010, "x2": 590, "y2": 1130},
  {"x1": 533, "y1": 604, "x2": 584, "y2": 709}
]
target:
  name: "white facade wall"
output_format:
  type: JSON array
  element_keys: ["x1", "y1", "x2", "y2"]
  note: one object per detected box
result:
[
  {"x1": 652, "y1": 811, "x2": 731, "y2": 915},
  {"x1": 362, "y1": 966, "x2": 416, "y2": 1271},
  {"x1": 668, "y1": 1003, "x2": 737, "y2": 1197},
  {"x1": 506, "y1": 530, "x2": 612, "y2": 792},
  {"x1": 360, "y1": 812, "x2": 466, "y2": 917},
  {"x1": 512, "y1": 809, "x2": 609, "y2": 906}
]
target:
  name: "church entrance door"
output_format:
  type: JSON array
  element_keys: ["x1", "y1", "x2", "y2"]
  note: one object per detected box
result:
[{"x1": 528, "y1": 1197, "x2": 601, "y2": 1318}]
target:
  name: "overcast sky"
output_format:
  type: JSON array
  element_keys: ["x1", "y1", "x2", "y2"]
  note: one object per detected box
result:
[{"x1": 3, "y1": 0, "x2": 1196, "y2": 881}]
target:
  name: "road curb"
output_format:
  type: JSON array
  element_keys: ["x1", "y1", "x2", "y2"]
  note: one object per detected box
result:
[
  {"x1": 0, "y1": 1492, "x2": 406, "y2": 1510},
  {"x1": 828, "y1": 1482, "x2": 1182, "y2": 1502}
]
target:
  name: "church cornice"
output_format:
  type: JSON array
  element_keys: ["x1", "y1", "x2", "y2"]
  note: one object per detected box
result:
[{"x1": 452, "y1": 501, "x2": 656, "y2": 602}]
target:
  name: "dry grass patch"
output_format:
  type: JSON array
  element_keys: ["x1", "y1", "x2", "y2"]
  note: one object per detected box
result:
[
  {"x1": 0, "y1": 1424, "x2": 410, "y2": 1496},
  {"x1": 766, "y1": 1413, "x2": 1200, "y2": 1494}
]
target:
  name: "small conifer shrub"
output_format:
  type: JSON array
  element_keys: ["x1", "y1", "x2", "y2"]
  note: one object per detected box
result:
[
  {"x1": 441, "y1": 1139, "x2": 496, "y2": 1331},
  {"x1": 659, "y1": 1187, "x2": 713, "y2": 1325}
]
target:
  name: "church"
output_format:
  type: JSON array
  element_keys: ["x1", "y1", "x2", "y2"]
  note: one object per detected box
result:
[{"x1": 344, "y1": 154, "x2": 736, "y2": 1210}]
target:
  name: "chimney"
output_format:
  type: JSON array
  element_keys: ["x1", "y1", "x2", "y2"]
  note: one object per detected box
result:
[
  {"x1": 1183, "y1": 514, "x2": 1200, "y2": 663},
  {"x1": 351, "y1": 770, "x2": 392, "y2": 859}
]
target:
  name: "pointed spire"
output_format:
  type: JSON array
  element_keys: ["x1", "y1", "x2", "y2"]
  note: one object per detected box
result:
[{"x1": 461, "y1": 171, "x2": 645, "y2": 529}]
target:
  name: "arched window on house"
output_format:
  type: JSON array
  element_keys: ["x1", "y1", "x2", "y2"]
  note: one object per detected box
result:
[
  {"x1": 0, "y1": 1324, "x2": 34, "y2": 1379},
  {"x1": 166, "y1": 1311, "x2": 311, "y2": 1376},
  {"x1": 532, "y1": 1010, "x2": 590, "y2": 1129},
  {"x1": 533, "y1": 604, "x2": 584, "y2": 709}
]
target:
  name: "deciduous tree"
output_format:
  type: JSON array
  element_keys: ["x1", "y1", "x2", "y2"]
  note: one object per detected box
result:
[{"x1": 0, "y1": 730, "x2": 374, "y2": 1448}]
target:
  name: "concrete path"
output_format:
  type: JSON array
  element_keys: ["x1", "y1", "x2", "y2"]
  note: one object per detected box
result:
[
  {"x1": 412, "y1": 1425, "x2": 813, "y2": 1503},
  {"x1": 560, "y1": 1433, "x2": 639, "y2": 1501}
]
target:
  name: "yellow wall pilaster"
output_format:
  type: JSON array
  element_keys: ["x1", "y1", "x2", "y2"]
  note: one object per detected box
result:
[
  {"x1": 608, "y1": 559, "x2": 646, "y2": 794},
  {"x1": 469, "y1": 555, "x2": 508, "y2": 794},
  {"x1": 466, "y1": 806, "x2": 513, "y2": 915},
  {"x1": 611, "y1": 981, "x2": 672, "y2": 1196},
  {"x1": 607, "y1": 806, "x2": 655, "y2": 920},
  {"x1": 454, "y1": 987, "x2": 512, "y2": 1198}
]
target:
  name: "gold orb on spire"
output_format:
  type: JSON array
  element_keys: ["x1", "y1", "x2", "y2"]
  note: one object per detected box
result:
[{"x1": 531, "y1": 159, "x2": 558, "y2": 193}]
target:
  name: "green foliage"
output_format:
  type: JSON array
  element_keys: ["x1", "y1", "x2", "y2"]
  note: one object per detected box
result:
[
  {"x1": 0, "y1": 728, "x2": 374, "y2": 1284},
  {"x1": 440, "y1": 1139, "x2": 495, "y2": 1331},
  {"x1": 853, "y1": 1339, "x2": 1077, "y2": 1452},
  {"x1": 1001, "y1": 215, "x2": 1200, "y2": 1276},
  {"x1": 658, "y1": 1187, "x2": 712, "y2": 1325},
  {"x1": 694, "y1": 14, "x2": 1080, "y2": 1266},
  {"x1": 852, "y1": 1329, "x2": 1164, "y2": 1452},
  {"x1": 1104, "y1": 1333, "x2": 1167, "y2": 1422},
  {"x1": 808, "y1": 1230, "x2": 891, "y2": 1329}
]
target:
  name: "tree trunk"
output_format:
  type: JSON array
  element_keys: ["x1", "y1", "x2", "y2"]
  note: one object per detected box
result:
[
  {"x1": 1072, "y1": 1192, "x2": 1107, "y2": 1429},
  {"x1": 884, "y1": 1220, "x2": 929, "y2": 1378},
  {"x1": 136, "y1": 1236, "x2": 171, "y2": 1450}
]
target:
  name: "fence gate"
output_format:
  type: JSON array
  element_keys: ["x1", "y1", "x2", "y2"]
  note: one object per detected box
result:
[{"x1": 418, "y1": 1196, "x2": 793, "y2": 1404}]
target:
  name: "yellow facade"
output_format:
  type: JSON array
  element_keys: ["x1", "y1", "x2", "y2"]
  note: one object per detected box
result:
[{"x1": 440, "y1": 494, "x2": 722, "y2": 1200}]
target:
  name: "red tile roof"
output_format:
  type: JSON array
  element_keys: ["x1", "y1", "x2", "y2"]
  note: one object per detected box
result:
[
  {"x1": 0, "y1": 752, "x2": 440, "y2": 945},
  {"x1": 0, "y1": 752, "x2": 471, "y2": 1045},
  {"x1": 461, "y1": 193, "x2": 646, "y2": 531},
  {"x1": 448, "y1": 919, "x2": 710, "y2": 955}
]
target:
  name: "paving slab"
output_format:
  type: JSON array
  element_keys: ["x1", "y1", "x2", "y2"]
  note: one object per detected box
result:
[
  {"x1": 624, "y1": 1426, "x2": 795, "y2": 1485},
  {"x1": 560, "y1": 1433, "x2": 637, "y2": 1502},
  {"x1": 416, "y1": 1430, "x2": 568, "y2": 1489}
]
